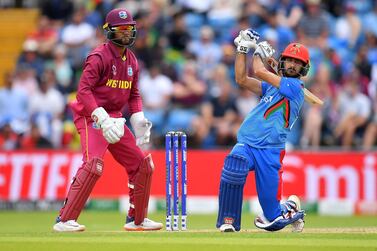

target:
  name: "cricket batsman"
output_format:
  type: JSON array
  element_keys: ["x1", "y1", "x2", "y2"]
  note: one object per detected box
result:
[
  {"x1": 53, "y1": 8, "x2": 163, "y2": 232},
  {"x1": 216, "y1": 29, "x2": 308, "y2": 232}
]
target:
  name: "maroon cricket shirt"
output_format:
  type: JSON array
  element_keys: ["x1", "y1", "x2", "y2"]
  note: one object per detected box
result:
[{"x1": 70, "y1": 42, "x2": 143, "y2": 118}]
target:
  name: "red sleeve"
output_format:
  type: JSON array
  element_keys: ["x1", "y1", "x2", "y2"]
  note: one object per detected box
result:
[
  {"x1": 76, "y1": 54, "x2": 102, "y2": 114},
  {"x1": 128, "y1": 67, "x2": 143, "y2": 114}
]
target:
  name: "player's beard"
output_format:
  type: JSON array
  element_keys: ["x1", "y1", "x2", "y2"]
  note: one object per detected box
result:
[
  {"x1": 285, "y1": 67, "x2": 300, "y2": 78},
  {"x1": 120, "y1": 36, "x2": 130, "y2": 45},
  {"x1": 113, "y1": 33, "x2": 131, "y2": 47}
]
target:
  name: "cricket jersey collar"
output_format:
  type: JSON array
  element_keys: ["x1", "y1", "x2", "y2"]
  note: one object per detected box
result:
[{"x1": 107, "y1": 41, "x2": 128, "y2": 60}]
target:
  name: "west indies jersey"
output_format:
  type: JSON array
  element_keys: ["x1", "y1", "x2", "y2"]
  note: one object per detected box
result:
[
  {"x1": 237, "y1": 77, "x2": 304, "y2": 148},
  {"x1": 70, "y1": 42, "x2": 142, "y2": 118}
]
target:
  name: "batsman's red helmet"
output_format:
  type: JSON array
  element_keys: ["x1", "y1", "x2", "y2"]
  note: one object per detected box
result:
[
  {"x1": 103, "y1": 8, "x2": 137, "y2": 47},
  {"x1": 279, "y1": 43, "x2": 310, "y2": 77},
  {"x1": 281, "y1": 43, "x2": 310, "y2": 65}
]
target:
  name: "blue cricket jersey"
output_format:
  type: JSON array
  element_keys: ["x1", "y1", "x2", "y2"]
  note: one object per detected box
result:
[{"x1": 237, "y1": 77, "x2": 305, "y2": 148}]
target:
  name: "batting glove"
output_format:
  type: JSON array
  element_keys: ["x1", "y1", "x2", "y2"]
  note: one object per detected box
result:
[
  {"x1": 254, "y1": 41, "x2": 275, "y2": 59},
  {"x1": 234, "y1": 29, "x2": 260, "y2": 54},
  {"x1": 130, "y1": 111, "x2": 152, "y2": 146}
]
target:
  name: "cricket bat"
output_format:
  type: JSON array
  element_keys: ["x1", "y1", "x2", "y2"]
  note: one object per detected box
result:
[{"x1": 266, "y1": 57, "x2": 324, "y2": 106}]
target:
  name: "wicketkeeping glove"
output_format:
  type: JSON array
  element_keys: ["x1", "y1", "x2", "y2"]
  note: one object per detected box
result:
[
  {"x1": 234, "y1": 29, "x2": 260, "y2": 54},
  {"x1": 91, "y1": 107, "x2": 125, "y2": 144},
  {"x1": 130, "y1": 111, "x2": 152, "y2": 146},
  {"x1": 253, "y1": 41, "x2": 275, "y2": 59},
  {"x1": 101, "y1": 117, "x2": 125, "y2": 144}
]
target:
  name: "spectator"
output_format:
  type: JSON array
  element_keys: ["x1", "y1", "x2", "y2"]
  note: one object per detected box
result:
[
  {"x1": 301, "y1": 62, "x2": 332, "y2": 148},
  {"x1": 0, "y1": 72, "x2": 29, "y2": 134},
  {"x1": 165, "y1": 11, "x2": 191, "y2": 66},
  {"x1": 12, "y1": 64, "x2": 39, "y2": 96},
  {"x1": 133, "y1": 11, "x2": 164, "y2": 69},
  {"x1": 17, "y1": 39, "x2": 45, "y2": 78},
  {"x1": 363, "y1": 1, "x2": 377, "y2": 37},
  {"x1": 297, "y1": 0, "x2": 329, "y2": 48},
  {"x1": 40, "y1": 0, "x2": 74, "y2": 27},
  {"x1": 45, "y1": 44, "x2": 74, "y2": 94},
  {"x1": 196, "y1": 66, "x2": 240, "y2": 147},
  {"x1": 20, "y1": 123, "x2": 53, "y2": 149},
  {"x1": 61, "y1": 9, "x2": 95, "y2": 71},
  {"x1": 276, "y1": 0, "x2": 304, "y2": 28},
  {"x1": 0, "y1": 124, "x2": 19, "y2": 150},
  {"x1": 139, "y1": 64, "x2": 174, "y2": 138},
  {"x1": 29, "y1": 69, "x2": 65, "y2": 148},
  {"x1": 362, "y1": 102, "x2": 377, "y2": 150},
  {"x1": 27, "y1": 15, "x2": 58, "y2": 57},
  {"x1": 207, "y1": 0, "x2": 240, "y2": 43},
  {"x1": 235, "y1": 87, "x2": 259, "y2": 119},
  {"x1": 259, "y1": 8, "x2": 296, "y2": 52},
  {"x1": 334, "y1": 4, "x2": 362, "y2": 49},
  {"x1": 166, "y1": 61, "x2": 207, "y2": 134},
  {"x1": 244, "y1": 0, "x2": 268, "y2": 28},
  {"x1": 88, "y1": 27, "x2": 107, "y2": 50},
  {"x1": 187, "y1": 26, "x2": 223, "y2": 81},
  {"x1": 333, "y1": 71, "x2": 372, "y2": 148}
]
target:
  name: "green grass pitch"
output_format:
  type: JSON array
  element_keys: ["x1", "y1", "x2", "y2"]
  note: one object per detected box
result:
[{"x1": 0, "y1": 211, "x2": 376, "y2": 251}]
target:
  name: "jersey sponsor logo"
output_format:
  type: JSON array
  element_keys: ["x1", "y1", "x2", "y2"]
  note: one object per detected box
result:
[
  {"x1": 105, "y1": 79, "x2": 132, "y2": 89},
  {"x1": 263, "y1": 97, "x2": 290, "y2": 128},
  {"x1": 128, "y1": 66, "x2": 133, "y2": 76},
  {"x1": 261, "y1": 95, "x2": 273, "y2": 103}
]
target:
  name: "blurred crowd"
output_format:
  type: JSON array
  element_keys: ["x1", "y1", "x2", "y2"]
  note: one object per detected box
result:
[{"x1": 0, "y1": 0, "x2": 377, "y2": 151}]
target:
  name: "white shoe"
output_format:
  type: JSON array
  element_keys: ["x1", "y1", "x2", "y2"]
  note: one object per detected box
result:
[
  {"x1": 53, "y1": 220, "x2": 86, "y2": 232},
  {"x1": 124, "y1": 218, "x2": 163, "y2": 231},
  {"x1": 219, "y1": 224, "x2": 235, "y2": 232},
  {"x1": 288, "y1": 195, "x2": 305, "y2": 232}
]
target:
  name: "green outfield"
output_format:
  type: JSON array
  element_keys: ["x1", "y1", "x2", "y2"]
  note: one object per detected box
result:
[{"x1": 0, "y1": 211, "x2": 376, "y2": 251}]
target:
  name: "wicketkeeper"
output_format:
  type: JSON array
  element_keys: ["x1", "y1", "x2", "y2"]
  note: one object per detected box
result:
[
  {"x1": 53, "y1": 8, "x2": 162, "y2": 232},
  {"x1": 216, "y1": 29, "x2": 309, "y2": 232}
]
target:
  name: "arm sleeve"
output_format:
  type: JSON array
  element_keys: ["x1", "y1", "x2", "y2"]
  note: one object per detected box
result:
[
  {"x1": 279, "y1": 77, "x2": 303, "y2": 100},
  {"x1": 76, "y1": 54, "x2": 102, "y2": 114},
  {"x1": 128, "y1": 67, "x2": 143, "y2": 114}
]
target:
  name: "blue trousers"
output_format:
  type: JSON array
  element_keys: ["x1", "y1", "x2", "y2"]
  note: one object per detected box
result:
[{"x1": 230, "y1": 143, "x2": 285, "y2": 221}]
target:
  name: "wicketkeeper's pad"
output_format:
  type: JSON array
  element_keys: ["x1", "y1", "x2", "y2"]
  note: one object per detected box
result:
[{"x1": 132, "y1": 154, "x2": 154, "y2": 225}]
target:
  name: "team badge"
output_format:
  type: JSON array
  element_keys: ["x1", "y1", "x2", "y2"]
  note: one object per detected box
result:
[
  {"x1": 128, "y1": 66, "x2": 133, "y2": 76},
  {"x1": 112, "y1": 64, "x2": 117, "y2": 75},
  {"x1": 289, "y1": 43, "x2": 301, "y2": 55},
  {"x1": 224, "y1": 217, "x2": 234, "y2": 224},
  {"x1": 119, "y1": 11, "x2": 128, "y2": 19}
]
